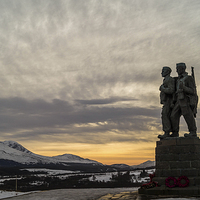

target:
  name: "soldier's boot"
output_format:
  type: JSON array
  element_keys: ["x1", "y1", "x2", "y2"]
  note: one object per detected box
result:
[
  {"x1": 170, "y1": 132, "x2": 179, "y2": 137},
  {"x1": 158, "y1": 132, "x2": 170, "y2": 139},
  {"x1": 184, "y1": 131, "x2": 197, "y2": 138}
]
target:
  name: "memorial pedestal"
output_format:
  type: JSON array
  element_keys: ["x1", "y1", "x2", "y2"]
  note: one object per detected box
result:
[{"x1": 138, "y1": 137, "x2": 200, "y2": 197}]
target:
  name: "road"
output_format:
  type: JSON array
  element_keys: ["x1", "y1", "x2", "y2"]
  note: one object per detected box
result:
[{"x1": 5, "y1": 188, "x2": 137, "y2": 200}]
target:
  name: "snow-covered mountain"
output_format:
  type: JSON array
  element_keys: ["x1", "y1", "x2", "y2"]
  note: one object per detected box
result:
[
  {"x1": 0, "y1": 141, "x2": 155, "y2": 172},
  {"x1": 132, "y1": 160, "x2": 155, "y2": 169},
  {"x1": 2, "y1": 141, "x2": 31, "y2": 154},
  {"x1": 0, "y1": 141, "x2": 102, "y2": 167}
]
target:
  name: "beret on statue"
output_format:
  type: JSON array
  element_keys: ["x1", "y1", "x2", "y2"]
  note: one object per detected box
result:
[{"x1": 176, "y1": 62, "x2": 186, "y2": 68}]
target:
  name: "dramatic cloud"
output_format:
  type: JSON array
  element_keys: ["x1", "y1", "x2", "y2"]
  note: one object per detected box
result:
[
  {"x1": 0, "y1": 97, "x2": 160, "y2": 136},
  {"x1": 75, "y1": 97, "x2": 138, "y2": 105}
]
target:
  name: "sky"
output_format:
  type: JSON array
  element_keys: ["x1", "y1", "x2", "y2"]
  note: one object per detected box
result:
[{"x1": 0, "y1": 0, "x2": 200, "y2": 165}]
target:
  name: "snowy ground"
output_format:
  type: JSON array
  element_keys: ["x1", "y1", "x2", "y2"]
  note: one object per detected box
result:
[
  {"x1": 1, "y1": 168, "x2": 155, "y2": 185},
  {"x1": 0, "y1": 168, "x2": 155, "y2": 199},
  {"x1": 2, "y1": 168, "x2": 179, "y2": 199},
  {"x1": 22, "y1": 168, "x2": 80, "y2": 175}
]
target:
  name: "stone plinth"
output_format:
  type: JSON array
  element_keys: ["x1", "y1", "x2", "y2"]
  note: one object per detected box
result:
[{"x1": 139, "y1": 137, "x2": 200, "y2": 197}]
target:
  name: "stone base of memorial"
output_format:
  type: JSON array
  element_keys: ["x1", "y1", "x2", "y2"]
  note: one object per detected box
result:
[{"x1": 138, "y1": 137, "x2": 200, "y2": 197}]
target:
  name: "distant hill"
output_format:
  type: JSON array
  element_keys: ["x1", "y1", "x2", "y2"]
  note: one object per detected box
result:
[
  {"x1": 132, "y1": 160, "x2": 155, "y2": 169},
  {"x1": 109, "y1": 160, "x2": 155, "y2": 171},
  {"x1": 109, "y1": 164, "x2": 133, "y2": 170}
]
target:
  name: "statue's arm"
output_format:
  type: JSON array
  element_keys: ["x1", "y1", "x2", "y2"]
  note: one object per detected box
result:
[
  {"x1": 160, "y1": 78, "x2": 175, "y2": 94},
  {"x1": 183, "y1": 76, "x2": 196, "y2": 95}
]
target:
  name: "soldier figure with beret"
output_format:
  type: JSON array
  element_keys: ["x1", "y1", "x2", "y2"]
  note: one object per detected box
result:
[{"x1": 170, "y1": 63, "x2": 198, "y2": 138}]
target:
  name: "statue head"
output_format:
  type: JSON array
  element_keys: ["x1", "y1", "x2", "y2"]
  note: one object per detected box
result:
[
  {"x1": 176, "y1": 62, "x2": 186, "y2": 75},
  {"x1": 161, "y1": 66, "x2": 171, "y2": 77}
]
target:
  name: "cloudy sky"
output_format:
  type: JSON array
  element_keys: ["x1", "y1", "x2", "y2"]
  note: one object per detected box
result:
[{"x1": 0, "y1": 0, "x2": 200, "y2": 165}]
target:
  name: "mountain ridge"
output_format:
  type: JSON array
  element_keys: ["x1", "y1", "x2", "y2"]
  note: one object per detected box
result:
[
  {"x1": 0, "y1": 141, "x2": 102, "y2": 165},
  {"x1": 0, "y1": 141, "x2": 155, "y2": 171}
]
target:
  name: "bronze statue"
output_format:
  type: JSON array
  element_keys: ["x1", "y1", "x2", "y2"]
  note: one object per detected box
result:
[
  {"x1": 158, "y1": 67, "x2": 175, "y2": 139},
  {"x1": 158, "y1": 63, "x2": 198, "y2": 139},
  {"x1": 171, "y1": 63, "x2": 198, "y2": 138}
]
